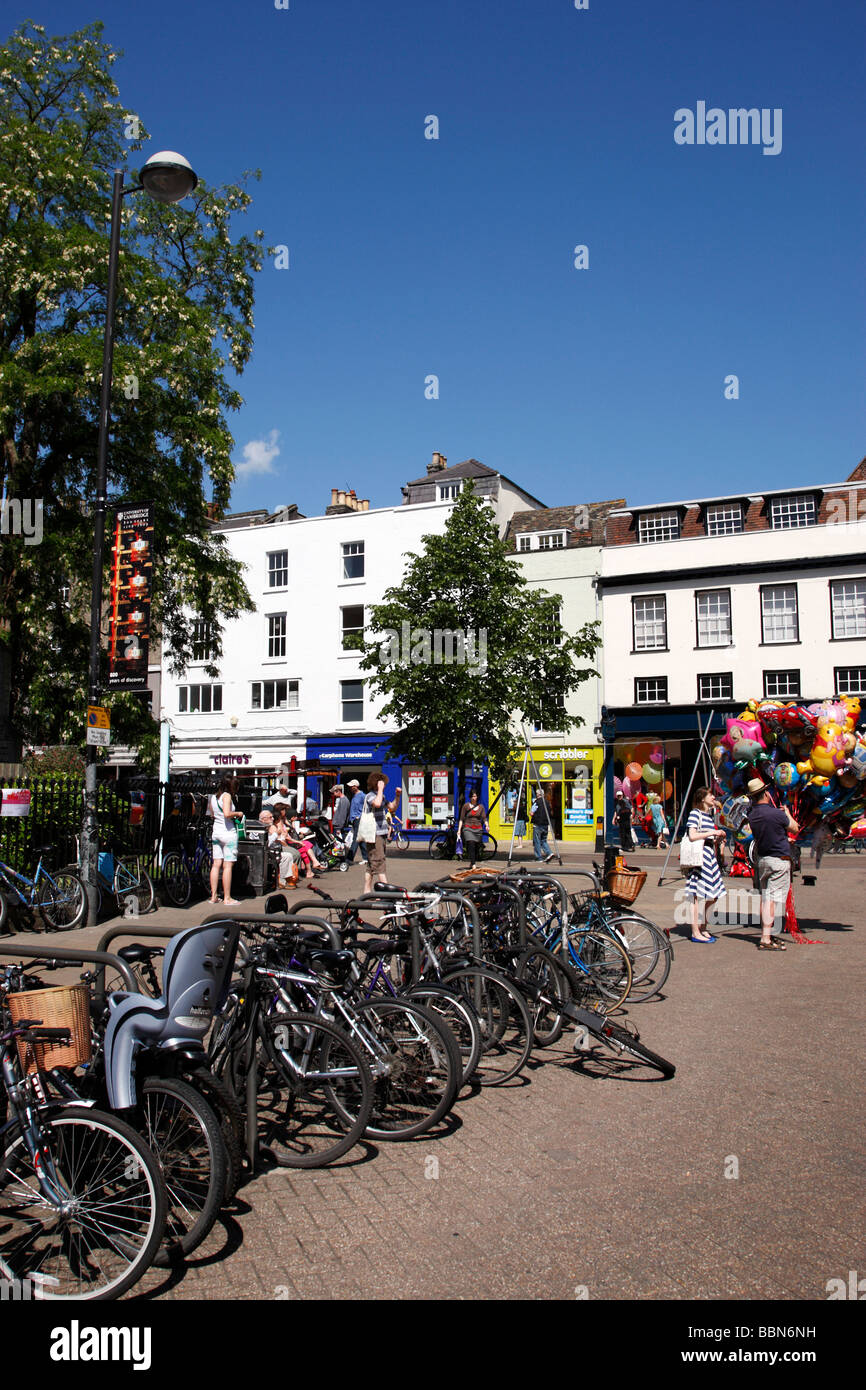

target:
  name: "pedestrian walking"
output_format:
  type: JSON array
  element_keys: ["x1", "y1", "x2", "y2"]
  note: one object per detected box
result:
[
  {"x1": 458, "y1": 788, "x2": 489, "y2": 867},
  {"x1": 615, "y1": 791, "x2": 634, "y2": 851},
  {"x1": 747, "y1": 778, "x2": 799, "y2": 950},
  {"x1": 346, "y1": 778, "x2": 368, "y2": 864},
  {"x1": 531, "y1": 786, "x2": 555, "y2": 862},
  {"x1": 683, "y1": 786, "x2": 726, "y2": 942},
  {"x1": 362, "y1": 773, "x2": 400, "y2": 892},
  {"x1": 649, "y1": 795, "x2": 669, "y2": 850},
  {"x1": 331, "y1": 784, "x2": 350, "y2": 841}
]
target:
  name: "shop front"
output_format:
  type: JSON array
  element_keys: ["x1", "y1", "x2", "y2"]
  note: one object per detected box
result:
[
  {"x1": 602, "y1": 705, "x2": 737, "y2": 843},
  {"x1": 304, "y1": 735, "x2": 489, "y2": 832},
  {"x1": 489, "y1": 743, "x2": 605, "y2": 847},
  {"x1": 168, "y1": 736, "x2": 307, "y2": 795}
]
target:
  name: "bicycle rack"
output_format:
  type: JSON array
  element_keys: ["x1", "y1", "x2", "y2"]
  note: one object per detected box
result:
[
  {"x1": 423, "y1": 875, "x2": 527, "y2": 949},
  {"x1": 0, "y1": 944, "x2": 136, "y2": 995}
]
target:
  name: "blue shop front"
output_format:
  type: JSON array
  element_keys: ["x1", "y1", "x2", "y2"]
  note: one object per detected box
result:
[{"x1": 304, "y1": 735, "x2": 489, "y2": 835}]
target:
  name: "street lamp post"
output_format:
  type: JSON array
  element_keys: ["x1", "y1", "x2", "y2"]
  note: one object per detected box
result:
[{"x1": 81, "y1": 153, "x2": 197, "y2": 926}]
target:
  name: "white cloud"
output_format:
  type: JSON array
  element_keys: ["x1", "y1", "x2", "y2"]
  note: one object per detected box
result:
[{"x1": 235, "y1": 429, "x2": 280, "y2": 478}]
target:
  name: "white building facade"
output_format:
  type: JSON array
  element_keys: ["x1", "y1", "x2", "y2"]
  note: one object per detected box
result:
[{"x1": 598, "y1": 464, "x2": 866, "y2": 833}]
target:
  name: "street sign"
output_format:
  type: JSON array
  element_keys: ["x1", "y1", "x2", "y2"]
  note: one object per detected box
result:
[
  {"x1": 87, "y1": 706, "x2": 110, "y2": 729},
  {"x1": 86, "y1": 726, "x2": 111, "y2": 747}
]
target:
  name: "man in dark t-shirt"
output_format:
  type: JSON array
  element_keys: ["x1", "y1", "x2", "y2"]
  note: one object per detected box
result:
[{"x1": 747, "y1": 779, "x2": 799, "y2": 949}]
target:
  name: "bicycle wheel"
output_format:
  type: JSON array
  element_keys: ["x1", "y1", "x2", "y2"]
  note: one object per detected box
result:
[
  {"x1": 161, "y1": 852, "x2": 192, "y2": 908},
  {"x1": 114, "y1": 859, "x2": 155, "y2": 916},
  {"x1": 187, "y1": 1068, "x2": 245, "y2": 1201},
  {"x1": 562, "y1": 926, "x2": 633, "y2": 1009},
  {"x1": 440, "y1": 965, "x2": 533, "y2": 1085},
  {"x1": 354, "y1": 998, "x2": 462, "y2": 1140},
  {"x1": 198, "y1": 844, "x2": 214, "y2": 896},
  {"x1": 407, "y1": 983, "x2": 483, "y2": 1087},
  {"x1": 428, "y1": 832, "x2": 452, "y2": 860},
  {"x1": 587, "y1": 1017, "x2": 676, "y2": 1079},
  {"x1": 479, "y1": 833, "x2": 498, "y2": 860},
  {"x1": 609, "y1": 914, "x2": 673, "y2": 1002},
  {"x1": 515, "y1": 944, "x2": 579, "y2": 1047},
  {"x1": 0, "y1": 886, "x2": 10, "y2": 934},
  {"x1": 37, "y1": 870, "x2": 87, "y2": 931},
  {"x1": 395, "y1": 831, "x2": 410, "y2": 851},
  {"x1": 258, "y1": 1012, "x2": 374, "y2": 1167},
  {"x1": 139, "y1": 1076, "x2": 228, "y2": 1266},
  {"x1": 0, "y1": 1106, "x2": 166, "y2": 1300}
]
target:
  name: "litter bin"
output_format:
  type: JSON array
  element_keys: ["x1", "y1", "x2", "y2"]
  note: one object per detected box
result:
[{"x1": 235, "y1": 820, "x2": 268, "y2": 896}]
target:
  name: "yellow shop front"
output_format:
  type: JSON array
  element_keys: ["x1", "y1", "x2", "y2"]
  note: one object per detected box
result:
[{"x1": 489, "y1": 743, "x2": 605, "y2": 846}]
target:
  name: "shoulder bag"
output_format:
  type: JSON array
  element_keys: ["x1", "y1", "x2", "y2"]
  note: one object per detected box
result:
[{"x1": 679, "y1": 830, "x2": 704, "y2": 869}]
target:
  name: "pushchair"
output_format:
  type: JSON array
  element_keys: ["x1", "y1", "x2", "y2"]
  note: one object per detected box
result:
[{"x1": 299, "y1": 815, "x2": 351, "y2": 873}]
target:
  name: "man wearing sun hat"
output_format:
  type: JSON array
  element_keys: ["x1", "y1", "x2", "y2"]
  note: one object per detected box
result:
[{"x1": 747, "y1": 777, "x2": 799, "y2": 950}]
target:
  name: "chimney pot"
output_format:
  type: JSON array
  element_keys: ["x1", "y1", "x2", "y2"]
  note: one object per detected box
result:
[{"x1": 331, "y1": 488, "x2": 338, "y2": 505}]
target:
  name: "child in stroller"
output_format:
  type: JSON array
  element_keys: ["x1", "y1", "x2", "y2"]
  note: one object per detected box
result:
[{"x1": 294, "y1": 808, "x2": 351, "y2": 873}]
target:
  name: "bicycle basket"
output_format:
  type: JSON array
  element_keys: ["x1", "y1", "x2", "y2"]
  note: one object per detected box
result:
[
  {"x1": 7, "y1": 984, "x2": 92, "y2": 1074},
  {"x1": 606, "y1": 866, "x2": 647, "y2": 905}
]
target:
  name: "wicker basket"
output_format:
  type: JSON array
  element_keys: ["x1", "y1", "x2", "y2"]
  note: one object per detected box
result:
[
  {"x1": 606, "y1": 866, "x2": 647, "y2": 905},
  {"x1": 7, "y1": 984, "x2": 92, "y2": 1074},
  {"x1": 449, "y1": 867, "x2": 501, "y2": 882}
]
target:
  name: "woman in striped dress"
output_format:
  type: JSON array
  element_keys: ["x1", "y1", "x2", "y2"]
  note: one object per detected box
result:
[{"x1": 684, "y1": 786, "x2": 726, "y2": 942}]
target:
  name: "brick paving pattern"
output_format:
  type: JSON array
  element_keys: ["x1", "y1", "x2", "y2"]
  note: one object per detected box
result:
[{"x1": 8, "y1": 846, "x2": 863, "y2": 1300}]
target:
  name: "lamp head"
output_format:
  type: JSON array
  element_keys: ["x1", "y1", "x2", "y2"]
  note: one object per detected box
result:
[{"x1": 140, "y1": 151, "x2": 197, "y2": 204}]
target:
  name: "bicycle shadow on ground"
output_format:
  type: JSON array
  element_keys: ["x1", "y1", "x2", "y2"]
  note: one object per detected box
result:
[{"x1": 542, "y1": 1038, "x2": 674, "y2": 1083}]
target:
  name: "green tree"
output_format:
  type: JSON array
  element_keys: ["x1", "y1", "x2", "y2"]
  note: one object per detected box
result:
[
  {"x1": 359, "y1": 484, "x2": 600, "y2": 795},
  {"x1": 0, "y1": 20, "x2": 261, "y2": 751}
]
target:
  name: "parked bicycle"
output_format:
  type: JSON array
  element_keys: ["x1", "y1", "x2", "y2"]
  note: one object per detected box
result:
[
  {"x1": 428, "y1": 818, "x2": 498, "y2": 861},
  {"x1": 0, "y1": 847, "x2": 87, "y2": 933}
]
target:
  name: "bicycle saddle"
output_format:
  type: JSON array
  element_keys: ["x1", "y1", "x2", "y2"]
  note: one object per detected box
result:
[
  {"x1": 103, "y1": 921, "x2": 241, "y2": 1109},
  {"x1": 117, "y1": 943, "x2": 165, "y2": 964}
]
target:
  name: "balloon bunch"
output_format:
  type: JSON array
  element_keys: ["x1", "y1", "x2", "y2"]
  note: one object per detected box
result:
[
  {"x1": 613, "y1": 742, "x2": 672, "y2": 803},
  {"x1": 711, "y1": 696, "x2": 866, "y2": 837}
]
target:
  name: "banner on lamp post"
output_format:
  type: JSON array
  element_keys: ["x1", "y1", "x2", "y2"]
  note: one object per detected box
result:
[{"x1": 108, "y1": 503, "x2": 154, "y2": 691}]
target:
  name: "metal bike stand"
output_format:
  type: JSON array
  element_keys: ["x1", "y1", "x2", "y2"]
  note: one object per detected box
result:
[
  {"x1": 0, "y1": 944, "x2": 136, "y2": 994},
  {"x1": 94, "y1": 922, "x2": 184, "y2": 1002}
]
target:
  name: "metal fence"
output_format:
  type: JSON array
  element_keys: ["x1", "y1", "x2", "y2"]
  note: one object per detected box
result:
[{"x1": 0, "y1": 771, "x2": 283, "y2": 880}]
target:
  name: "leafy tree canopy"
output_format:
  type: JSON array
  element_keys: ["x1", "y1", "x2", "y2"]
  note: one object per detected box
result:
[
  {"x1": 359, "y1": 484, "x2": 600, "y2": 784},
  {"x1": 0, "y1": 20, "x2": 261, "y2": 751}
]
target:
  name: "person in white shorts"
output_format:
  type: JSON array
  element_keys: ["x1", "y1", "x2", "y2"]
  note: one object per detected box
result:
[{"x1": 209, "y1": 776, "x2": 241, "y2": 905}]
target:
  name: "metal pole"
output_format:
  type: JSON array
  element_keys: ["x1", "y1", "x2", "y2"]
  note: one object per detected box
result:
[
  {"x1": 82, "y1": 170, "x2": 125, "y2": 927},
  {"x1": 522, "y1": 722, "x2": 561, "y2": 864},
  {"x1": 657, "y1": 710, "x2": 715, "y2": 884},
  {"x1": 507, "y1": 744, "x2": 529, "y2": 864}
]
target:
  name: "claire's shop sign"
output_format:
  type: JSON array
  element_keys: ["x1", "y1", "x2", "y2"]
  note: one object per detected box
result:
[{"x1": 210, "y1": 753, "x2": 253, "y2": 766}]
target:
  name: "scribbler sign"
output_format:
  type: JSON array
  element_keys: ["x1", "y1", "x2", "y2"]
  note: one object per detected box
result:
[{"x1": 108, "y1": 502, "x2": 154, "y2": 691}]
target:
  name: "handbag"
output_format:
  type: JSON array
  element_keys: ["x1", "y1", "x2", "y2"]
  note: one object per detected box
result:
[
  {"x1": 679, "y1": 833, "x2": 704, "y2": 869},
  {"x1": 358, "y1": 806, "x2": 377, "y2": 842}
]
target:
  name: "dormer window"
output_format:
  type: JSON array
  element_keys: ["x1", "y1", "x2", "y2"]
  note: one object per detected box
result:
[
  {"x1": 706, "y1": 502, "x2": 744, "y2": 536},
  {"x1": 438, "y1": 483, "x2": 462, "y2": 501},
  {"x1": 769, "y1": 494, "x2": 817, "y2": 529},
  {"x1": 638, "y1": 511, "x2": 679, "y2": 543},
  {"x1": 516, "y1": 531, "x2": 567, "y2": 552}
]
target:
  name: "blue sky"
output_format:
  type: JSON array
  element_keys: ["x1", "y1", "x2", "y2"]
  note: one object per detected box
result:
[{"x1": 16, "y1": 0, "x2": 866, "y2": 515}]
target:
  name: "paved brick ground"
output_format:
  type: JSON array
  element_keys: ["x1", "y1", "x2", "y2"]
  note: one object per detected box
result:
[{"x1": 5, "y1": 844, "x2": 864, "y2": 1300}]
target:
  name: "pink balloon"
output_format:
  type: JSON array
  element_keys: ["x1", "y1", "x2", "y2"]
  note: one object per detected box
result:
[{"x1": 649, "y1": 746, "x2": 664, "y2": 765}]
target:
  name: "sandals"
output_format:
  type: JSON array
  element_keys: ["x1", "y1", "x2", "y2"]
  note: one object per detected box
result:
[{"x1": 758, "y1": 938, "x2": 787, "y2": 950}]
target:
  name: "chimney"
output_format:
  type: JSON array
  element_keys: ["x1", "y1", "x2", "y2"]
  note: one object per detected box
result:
[
  {"x1": 331, "y1": 489, "x2": 339, "y2": 506},
  {"x1": 326, "y1": 486, "x2": 368, "y2": 516},
  {"x1": 427, "y1": 451, "x2": 447, "y2": 475}
]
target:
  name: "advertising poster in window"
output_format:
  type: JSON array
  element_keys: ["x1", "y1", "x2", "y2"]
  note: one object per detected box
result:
[
  {"x1": 431, "y1": 769, "x2": 449, "y2": 796},
  {"x1": 405, "y1": 768, "x2": 425, "y2": 822},
  {"x1": 431, "y1": 795, "x2": 449, "y2": 821},
  {"x1": 108, "y1": 503, "x2": 154, "y2": 690}
]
